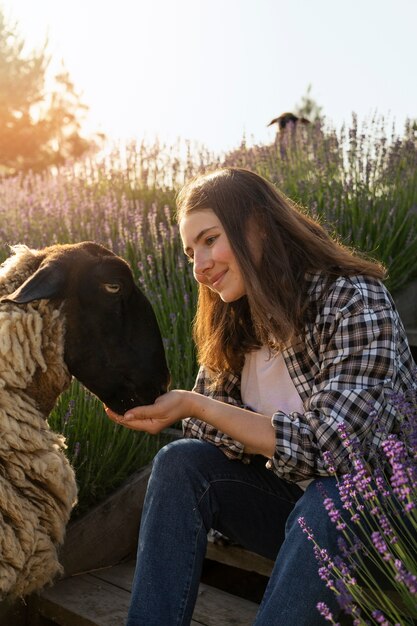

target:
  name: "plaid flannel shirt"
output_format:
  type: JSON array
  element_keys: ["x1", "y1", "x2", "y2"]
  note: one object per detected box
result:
[{"x1": 183, "y1": 273, "x2": 416, "y2": 483}]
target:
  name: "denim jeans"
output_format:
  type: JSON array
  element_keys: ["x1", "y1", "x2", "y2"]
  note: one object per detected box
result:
[{"x1": 127, "y1": 438, "x2": 344, "y2": 626}]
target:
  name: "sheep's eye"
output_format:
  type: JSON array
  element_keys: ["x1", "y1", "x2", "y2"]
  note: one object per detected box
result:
[{"x1": 103, "y1": 283, "x2": 121, "y2": 294}]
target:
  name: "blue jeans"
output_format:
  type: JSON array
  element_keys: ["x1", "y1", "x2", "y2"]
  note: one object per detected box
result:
[{"x1": 127, "y1": 439, "x2": 344, "y2": 626}]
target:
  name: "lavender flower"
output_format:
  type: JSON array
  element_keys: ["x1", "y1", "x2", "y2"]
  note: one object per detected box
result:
[
  {"x1": 323, "y1": 450, "x2": 337, "y2": 474},
  {"x1": 373, "y1": 467, "x2": 391, "y2": 498},
  {"x1": 393, "y1": 559, "x2": 417, "y2": 594},
  {"x1": 323, "y1": 496, "x2": 347, "y2": 530},
  {"x1": 298, "y1": 516, "x2": 314, "y2": 542},
  {"x1": 316, "y1": 601, "x2": 340, "y2": 624},
  {"x1": 306, "y1": 381, "x2": 417, "y2": 625},
  {"x1": 371, "y1": 531, "x2": 392, "y2": 561},
  {"x1": 382, "y1": 435, "x2": 416, "y2": 509},
  {"x1": 334, "y1": 578, "x2": 358, "y2": 616},
  {"x1": 63, "y1": 399, "x2": 75, "y2": 424},
  {"x1": 337, "y1": 536, "x2": 364, "y2": 559},
  {"x1": 338, "y1": 474, "x2": 355, "y2": 509},
  {"x1": 371, "y1": 610, "x2": 390, "y2": 625}
]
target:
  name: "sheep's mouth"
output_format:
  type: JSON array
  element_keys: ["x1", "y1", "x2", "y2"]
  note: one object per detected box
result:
[
  {"x1": 123, "y1": 396, "x2": 147, "y2": 411},
  {"x1": 105, "y1": 395, "x2": 146, "y2": 415},
  {"x1": 105, "y1": 385, "x2": 167, "y2": 414}
]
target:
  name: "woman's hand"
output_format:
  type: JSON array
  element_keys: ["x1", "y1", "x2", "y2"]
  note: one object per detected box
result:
[
  {"x1": 106, "y1": 390, "x2": 276, "y2": 457},
  {"x1": 104, "y1": 390, "x2": 195, "y2": 435}
]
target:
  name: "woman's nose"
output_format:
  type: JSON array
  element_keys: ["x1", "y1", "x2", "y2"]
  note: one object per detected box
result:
[{"x1": 193, "y1": 250, "x2": 213, "y2": 282}]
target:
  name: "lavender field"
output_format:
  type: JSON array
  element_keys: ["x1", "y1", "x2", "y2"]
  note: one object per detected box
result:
[{"x1": 1, "y1": 117, "x2": 416, "y2": 515}]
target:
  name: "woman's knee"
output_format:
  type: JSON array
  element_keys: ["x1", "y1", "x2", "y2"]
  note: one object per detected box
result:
[
  {"x1": 145, "y1": 439, "x2": 222, "y2": 529},
  {"x1": 150, "y1": 438, "x2": 218, "y2": 486},
  {"x1": 285, "y1": 477, "x2": 341, "y2": 545}
]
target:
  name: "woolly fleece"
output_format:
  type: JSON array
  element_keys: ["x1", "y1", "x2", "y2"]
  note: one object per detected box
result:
[{"x1": 0, "y1": 246, "x2": 77, "y2": 599}]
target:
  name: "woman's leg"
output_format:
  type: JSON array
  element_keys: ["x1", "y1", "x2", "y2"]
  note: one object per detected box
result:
[
  {"x1": 253, "y1": 476, "x2": 344, "y2": 626},
  {"x1": 126, "y1": 438, "x2": 302, "y2": 626}
]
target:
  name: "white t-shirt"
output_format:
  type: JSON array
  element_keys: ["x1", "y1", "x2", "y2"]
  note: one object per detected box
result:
[
  {"x1": 241, "y1": 346, "x2": 312, "y2": 490},
  {"x1": 241, "y1": 346, "x2": 304, "y2": 416}
]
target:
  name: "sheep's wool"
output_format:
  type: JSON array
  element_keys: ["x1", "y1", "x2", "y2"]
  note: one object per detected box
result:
[{"x1": 0, "y1": 247, "x2": 77, "y2": 598}]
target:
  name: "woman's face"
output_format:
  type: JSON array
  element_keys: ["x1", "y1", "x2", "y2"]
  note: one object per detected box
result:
[{"x1": 179, "y1": 209, "x2": 247, "y2": 302}]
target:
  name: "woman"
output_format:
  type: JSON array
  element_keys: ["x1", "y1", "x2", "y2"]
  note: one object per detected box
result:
[{"x1": 106, "y1": 167, "x2": 415, "y2": 625}]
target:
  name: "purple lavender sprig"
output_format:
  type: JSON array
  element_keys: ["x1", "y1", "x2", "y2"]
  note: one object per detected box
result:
[
  {"x1": 304, "y1": 382, "x2": 417, "y2": 625},
  {"x1": 316, "y1": 601, "x2": 341, "y2": 625}
]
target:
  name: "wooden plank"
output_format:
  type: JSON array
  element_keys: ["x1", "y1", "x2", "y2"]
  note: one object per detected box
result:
[
  {"x1": 60, "y1": 464, "x2": 152, "y2": 576},
  {"x1": 206, "y1": 540, "x2": 274, "y2": 578},
  {"x1": 89, "y1": 560, "x2": 135, "y2": 590},
  {"x1": 92, "y1": 560, "x2": 260, "y2": 625},
  {"x1": 29, "y1": 574, "x2": 131, "y2": 626},
  {"x1": 193, "y1": 583, "x2": 258, "y2": 626},
  {"x1": 30, "y1": 559, "x2": 259, "y2": 626}
]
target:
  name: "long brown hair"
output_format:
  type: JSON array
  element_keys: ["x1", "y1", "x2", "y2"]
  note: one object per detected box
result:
[{"x1": 176, "y1": 167, "x2": 386, "y2": 383}]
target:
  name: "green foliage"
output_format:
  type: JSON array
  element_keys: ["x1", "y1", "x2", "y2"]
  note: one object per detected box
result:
[
  {"x1": 0, "y1": 8, "x2": 96, "y2": 175},
  {"x1": 49, "y1": 382, "x2": 172, "y2": 517}
]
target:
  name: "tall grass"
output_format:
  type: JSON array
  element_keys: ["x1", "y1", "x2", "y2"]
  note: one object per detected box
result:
[
  {"x1": 0, "y1": 117, "x2": 416, "y2": 515},
  {"x1": 51, "y1": 382, "x2": 173, "y2": 517}
]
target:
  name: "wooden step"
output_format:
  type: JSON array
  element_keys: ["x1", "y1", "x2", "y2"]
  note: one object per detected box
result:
[
  {"x1": 28, "y1": 560, "x2": 259, "y2": 626},
  {"x1": 206, "y1": 536, "x2": 274, "y2": 578}
]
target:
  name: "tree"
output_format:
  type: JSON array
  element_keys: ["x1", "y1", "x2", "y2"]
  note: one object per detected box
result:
[
  {"x1": 294, "y1": 84, "x2": 323, "y2": 123},
  {"x1": 0, "y1": 9, "x2": 97, "y2": 175}
]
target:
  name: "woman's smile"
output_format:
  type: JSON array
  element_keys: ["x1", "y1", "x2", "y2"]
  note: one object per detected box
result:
[{"x1": 210, "y1": 270, "x2": 227, "y2": 288}]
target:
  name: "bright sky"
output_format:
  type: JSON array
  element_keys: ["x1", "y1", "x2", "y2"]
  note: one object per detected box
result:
[{"x1": 3, "y1": 0, "x2": 417, "y2": 153}]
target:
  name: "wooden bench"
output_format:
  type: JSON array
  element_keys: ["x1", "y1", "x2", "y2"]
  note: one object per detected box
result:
[
  {"x1": 27, "y1": 559, "x2": 261, "y2": 626},
  {"x1": 206, "y1": 536, "x2": 273, "y2": 579},
  {"x1": 0, "y1": 543, "x2": 269, "y2": 626}
]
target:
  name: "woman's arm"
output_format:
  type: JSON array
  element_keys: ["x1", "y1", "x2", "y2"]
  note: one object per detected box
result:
[{"x1": 105, "y1": 390, "x2": 276, "y2": 458}]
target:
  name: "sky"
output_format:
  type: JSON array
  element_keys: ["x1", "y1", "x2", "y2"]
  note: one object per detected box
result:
[{"x1": 2, "y1": 0, "x2": 417, "y2": 153}]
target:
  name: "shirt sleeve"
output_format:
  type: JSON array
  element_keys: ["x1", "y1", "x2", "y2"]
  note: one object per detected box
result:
[
  {"x1": 182, "y1": 366, "x2": 251, "y2": 463},
  {"x1": 268, "y1": 302, "x2": 398, "y2": 482}
]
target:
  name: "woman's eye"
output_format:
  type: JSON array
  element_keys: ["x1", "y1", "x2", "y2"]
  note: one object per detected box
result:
[
  {"x1": 206, "y1": 236, "x2": 217, "y2": 246},
  {"x1": 103, "y1": 283, "x2": 121, "y2": 294}
]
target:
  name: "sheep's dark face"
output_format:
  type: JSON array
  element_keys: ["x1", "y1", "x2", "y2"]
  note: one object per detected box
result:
[
  {"x1": 4, "y1": 242, "x2": 170, "y2": 414},
  {"x1": 64, "y1": 257, "x2": 170, "y2": 413},
  {"x1": 63, "y1": 256, "x2": 170, "y2": 414}
]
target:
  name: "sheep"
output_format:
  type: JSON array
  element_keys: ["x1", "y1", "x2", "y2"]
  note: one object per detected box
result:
[
  {"x1": 0, "y1": 241, "x2": 169, "y2": 599},
  {"x1": 267, "y1": 111, "x2": 311, "y2": 131}
]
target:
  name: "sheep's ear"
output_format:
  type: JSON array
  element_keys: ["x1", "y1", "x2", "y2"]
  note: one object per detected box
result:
[{"x1": 2, "y1": 262, "x2": 67, "y2": 304}]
